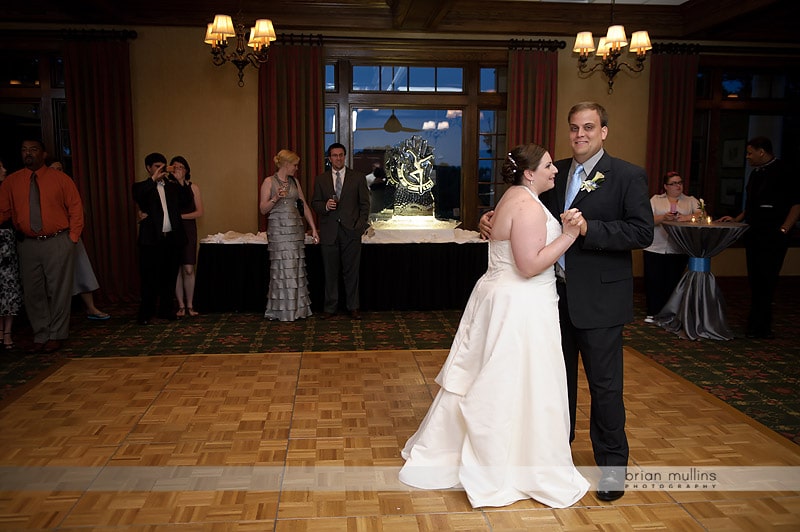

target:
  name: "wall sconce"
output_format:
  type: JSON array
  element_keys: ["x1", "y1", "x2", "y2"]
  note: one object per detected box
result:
[
  {"x1": 204, "y1": 14, "x2": 276, "y2": 87},
  {"x1": 573, "y1": 1, "x2": 651, "y2": 94}
]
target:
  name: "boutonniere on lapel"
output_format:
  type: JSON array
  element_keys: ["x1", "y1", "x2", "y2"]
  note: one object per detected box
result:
[{"x1": 579, "y1": 171, "x2": 605, "y2": 193}]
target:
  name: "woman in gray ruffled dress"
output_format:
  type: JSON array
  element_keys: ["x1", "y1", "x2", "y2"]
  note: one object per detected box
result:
[{"x1": 258, "y1": 149, "x2": 319, "y2": 321}]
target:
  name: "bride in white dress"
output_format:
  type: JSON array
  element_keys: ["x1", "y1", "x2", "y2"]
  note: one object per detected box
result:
[{"x1": 399, "y1": 143, "x2": 590, "y2": 508}]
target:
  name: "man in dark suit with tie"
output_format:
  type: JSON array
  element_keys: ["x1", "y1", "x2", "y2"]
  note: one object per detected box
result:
[
  {"x1": 311, "y1": 143, "x2": 370, "y2": 320},
  {"x1": 132, "y1": 152, "x2": 188, "y2": 325},
  {"x1": 548, "y1": 102, "x2": 653, "y2": 501},
  {"x1": 480, "y1": 102, "x2": 653, "y2": 502}
]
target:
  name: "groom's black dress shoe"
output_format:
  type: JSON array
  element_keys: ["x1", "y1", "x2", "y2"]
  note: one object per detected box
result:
[{"x1": 596, "y1": 469, "x2": 625, "y2": 502}]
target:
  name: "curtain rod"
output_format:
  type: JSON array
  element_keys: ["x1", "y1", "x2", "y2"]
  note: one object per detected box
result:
[
  {"x1": 275, "y1": 33, "x2": 323, "y2": 46},
  {"x1": 654, "y1": 42, "x2": 799, "y2": 57},
  {"x1": 508, "y1": 39, "x2": 566, "y2": 52}
]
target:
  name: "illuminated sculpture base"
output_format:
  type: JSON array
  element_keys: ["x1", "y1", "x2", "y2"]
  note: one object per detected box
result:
[{"x1": 365, "y1": 215, "x2": 465, "y2": 243}]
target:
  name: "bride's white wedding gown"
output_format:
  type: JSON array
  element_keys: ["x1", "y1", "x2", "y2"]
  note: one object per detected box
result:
[{"x1": 399, "y1": 188, "x2": 589, "y2": 508}]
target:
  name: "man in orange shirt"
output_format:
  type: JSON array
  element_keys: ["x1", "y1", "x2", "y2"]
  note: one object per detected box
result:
[{"x1": 0, "y1": 139, "x2": 84, "y2": 353}]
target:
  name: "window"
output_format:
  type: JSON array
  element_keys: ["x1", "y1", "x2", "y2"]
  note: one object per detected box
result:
[
  {"x1": 352, "y1": 65, "x2": 464, "y2": 93},
  {"x1": 692, "y1": 64, "x2": 800, "y2": 219},
  {"x1": 480, "y1": 68, "x2": 497, "y2": 93},
  {"x1": 351, "y1": 108, "x2": 463, "y2": 219},
  {"x1": 0, "y1": 52, "x2": 65, "y2": 174},
  {"x1": 325, "y1": 63, "x2": 337, "y2": 92},
  {"x1": 478, "y1": 110, "x2": 507, "y2": 210},
  {"x1": 323, "y1": 52, "x2": 507, "y2": 229},
  {"x1": 0, "y1": 53, "x2": 40, "y2": 88}
]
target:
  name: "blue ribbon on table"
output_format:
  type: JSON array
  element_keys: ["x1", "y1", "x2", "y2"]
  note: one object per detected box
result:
[{"x1": 688, "y1": 257, "x2": 710, "y2": 272}]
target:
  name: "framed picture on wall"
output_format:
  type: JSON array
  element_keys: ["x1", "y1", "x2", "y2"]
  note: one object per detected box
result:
[{"x1": 722, "y1": 139, "x2": 746, "y2": 168}]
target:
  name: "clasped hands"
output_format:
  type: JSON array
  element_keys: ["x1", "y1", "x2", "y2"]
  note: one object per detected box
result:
[
  {"x1": 561, "y1": 208, "x2": 585, "y2": 239},
  {"x1": 478, "y1": 208, "x2": 587, "y2": 240}
]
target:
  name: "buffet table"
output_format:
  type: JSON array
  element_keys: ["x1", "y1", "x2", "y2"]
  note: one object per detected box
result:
[
  {"x1": 655, "y1": 221, "x2": 749, "y2": 340},
  {"x1": 194, "y1": 240, "x2": 488, "y2": 313}
]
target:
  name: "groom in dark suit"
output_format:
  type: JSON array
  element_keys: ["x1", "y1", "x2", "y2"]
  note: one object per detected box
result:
[
  {"x1": 311, "y1": 143, "x2": 371, "y2": 320},
  {"x1": 480, "y1": 101, "x2": 653, "y2": 502},
  {"x1": 545, "y1": 102, "x2": 653, "y2": 501}
]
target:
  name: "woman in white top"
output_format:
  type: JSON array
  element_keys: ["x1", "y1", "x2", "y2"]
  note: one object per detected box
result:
[{"x1": 643, "y1": 171, "x2": 702, "y2": 321}]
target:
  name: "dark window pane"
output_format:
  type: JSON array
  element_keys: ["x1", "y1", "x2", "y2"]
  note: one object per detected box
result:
[
  {"x1": 325, "y1": 63, "x2": 336, "y2": 91},
  {"x1": 437, "y1": 67, "x2": 463, "y2": 92},
  {"x1": 409, "y1": 67, "x2": 435, "y2": 91},
  {"x1": 0, "y1": 103, "x2": 41, "y2": 173},
  {"x1": 696, "y1": 68, "x2": 711, "y2": 99},
  {"x1": 722, "y1": 73, "x2": 749, "y2": 99},
  {"x1": 787, "y1": 75, "x2": 800, "y2": 99},
  {"x1": 324, "y1": 107, "x2": 336, "y2": 133},
  {"x1": 352, "y1": 66, "x2": 379, "y2": 91},
  {"x1": 479, "y1": 110, "x2": 496, "y2": 134},
  {"x1": 477, "y1": 159, "x2": 494, "y2": 207},
  {"x1": 0, "y1": 54, "x2": 40, "y2": 88},
  {"x1": 391, "y1": 66, "x2": 408, "y2": 92},
  {"x1": 51, "y1": 56, "x2": 65, "y2": 89},
  {"x1": 480, "y1": 68, "x2": 497, "y2": 93}
]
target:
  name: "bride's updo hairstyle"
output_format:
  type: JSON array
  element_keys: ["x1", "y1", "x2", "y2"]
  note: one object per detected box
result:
[{"x1": 501, "y1": 143, "x2": 547, "y2": 185}]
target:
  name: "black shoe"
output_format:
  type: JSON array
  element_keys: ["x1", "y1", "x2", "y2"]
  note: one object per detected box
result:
[
  {"x1": 318, "y1": 312, "x2": 334, "y2": 320},
  {"x1": 350, "y1": 310, "x2": 362, "y2": 320},
  {"x1": 137, "y1": 319, "x2": 150, "y2": 326},
  {"x1": 42, "y1": 340, "x2": 63, "y2": 353},
  {"x1": 596, "y1": 468, "x2": 625, "y2": 502},
  {"x1": 27, "y1": 342, "x2": 46, "y2": 354}
]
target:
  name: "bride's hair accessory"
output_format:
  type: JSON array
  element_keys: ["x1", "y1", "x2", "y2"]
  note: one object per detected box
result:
[{"x1": 507, "y1": 152, "x2": 518, "y2": 170}]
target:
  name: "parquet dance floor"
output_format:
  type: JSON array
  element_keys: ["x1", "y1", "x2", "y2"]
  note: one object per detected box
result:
[{"x1": 0, "y1": 348, "x2": 798, "y2": 530}]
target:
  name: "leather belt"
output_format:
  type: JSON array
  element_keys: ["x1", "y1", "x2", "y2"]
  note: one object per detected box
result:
[{"x1": 29, "y1": 228, "x2": 68, "y2": 241}]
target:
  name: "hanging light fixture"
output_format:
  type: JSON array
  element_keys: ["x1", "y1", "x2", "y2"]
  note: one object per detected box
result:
[
  {"x1": 204, "y1": 14, "x2": 276, "y2": 87},
  {"x1": 573, "y1": 0, "x2": 652, "y2": 94}
]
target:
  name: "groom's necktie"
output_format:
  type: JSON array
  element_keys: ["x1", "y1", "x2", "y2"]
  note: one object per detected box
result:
[
  {"x1": 29, "y1": 172, "x2": 42, "y2": 233},
  {"x1": 557, "y1": 164, "x2": 584, "y2": 271},
  {"x1": 564, "y1": 163, "x2": 584, "y2": 211}
]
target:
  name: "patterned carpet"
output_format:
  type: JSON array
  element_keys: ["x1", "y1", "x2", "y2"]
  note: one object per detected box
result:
[{"x1": 1, "y1": 277, "x2": 797, "y2": 445}]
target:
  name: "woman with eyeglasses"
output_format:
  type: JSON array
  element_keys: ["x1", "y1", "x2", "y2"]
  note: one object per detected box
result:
[{"x1": 642, "y1": 171, "x2": 702, "y2": 323}]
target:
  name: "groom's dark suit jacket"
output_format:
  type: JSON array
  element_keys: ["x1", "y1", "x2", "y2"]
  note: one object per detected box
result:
[{"x1": 541, "y1": 151, "x2": 653, "y2": 329}]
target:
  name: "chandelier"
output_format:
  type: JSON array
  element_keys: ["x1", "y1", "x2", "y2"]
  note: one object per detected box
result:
[
  {"x1": 572, "y1": 0, "x2": 651, "y2": 94},
  {"x1": 204, "y1": 14, "x2": 276, "y2": 87}
]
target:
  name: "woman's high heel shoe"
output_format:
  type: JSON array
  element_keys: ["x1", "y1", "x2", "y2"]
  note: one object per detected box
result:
[{"x1": 3, "y1": 331, "x2": 14, "y2": 350}]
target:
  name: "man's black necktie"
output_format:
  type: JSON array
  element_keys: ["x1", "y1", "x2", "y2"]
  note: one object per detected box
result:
[{"x1": 30, "y1": 172, "x2": 42, "y2": 233}]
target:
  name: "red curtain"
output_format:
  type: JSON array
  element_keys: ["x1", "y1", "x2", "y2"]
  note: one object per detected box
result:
[
  {"x1": 645, "y1": 51, "x2": 700, "y2": 195},
  {"x1": 258, "y1": 40, "x2": 324, "y2": 232},
  {"x1": 507, "y1": 48, "x2": 559, "y2": 151},
  {"x1": 64, "y1": 37, "x2": 139, "y2": 303}
]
